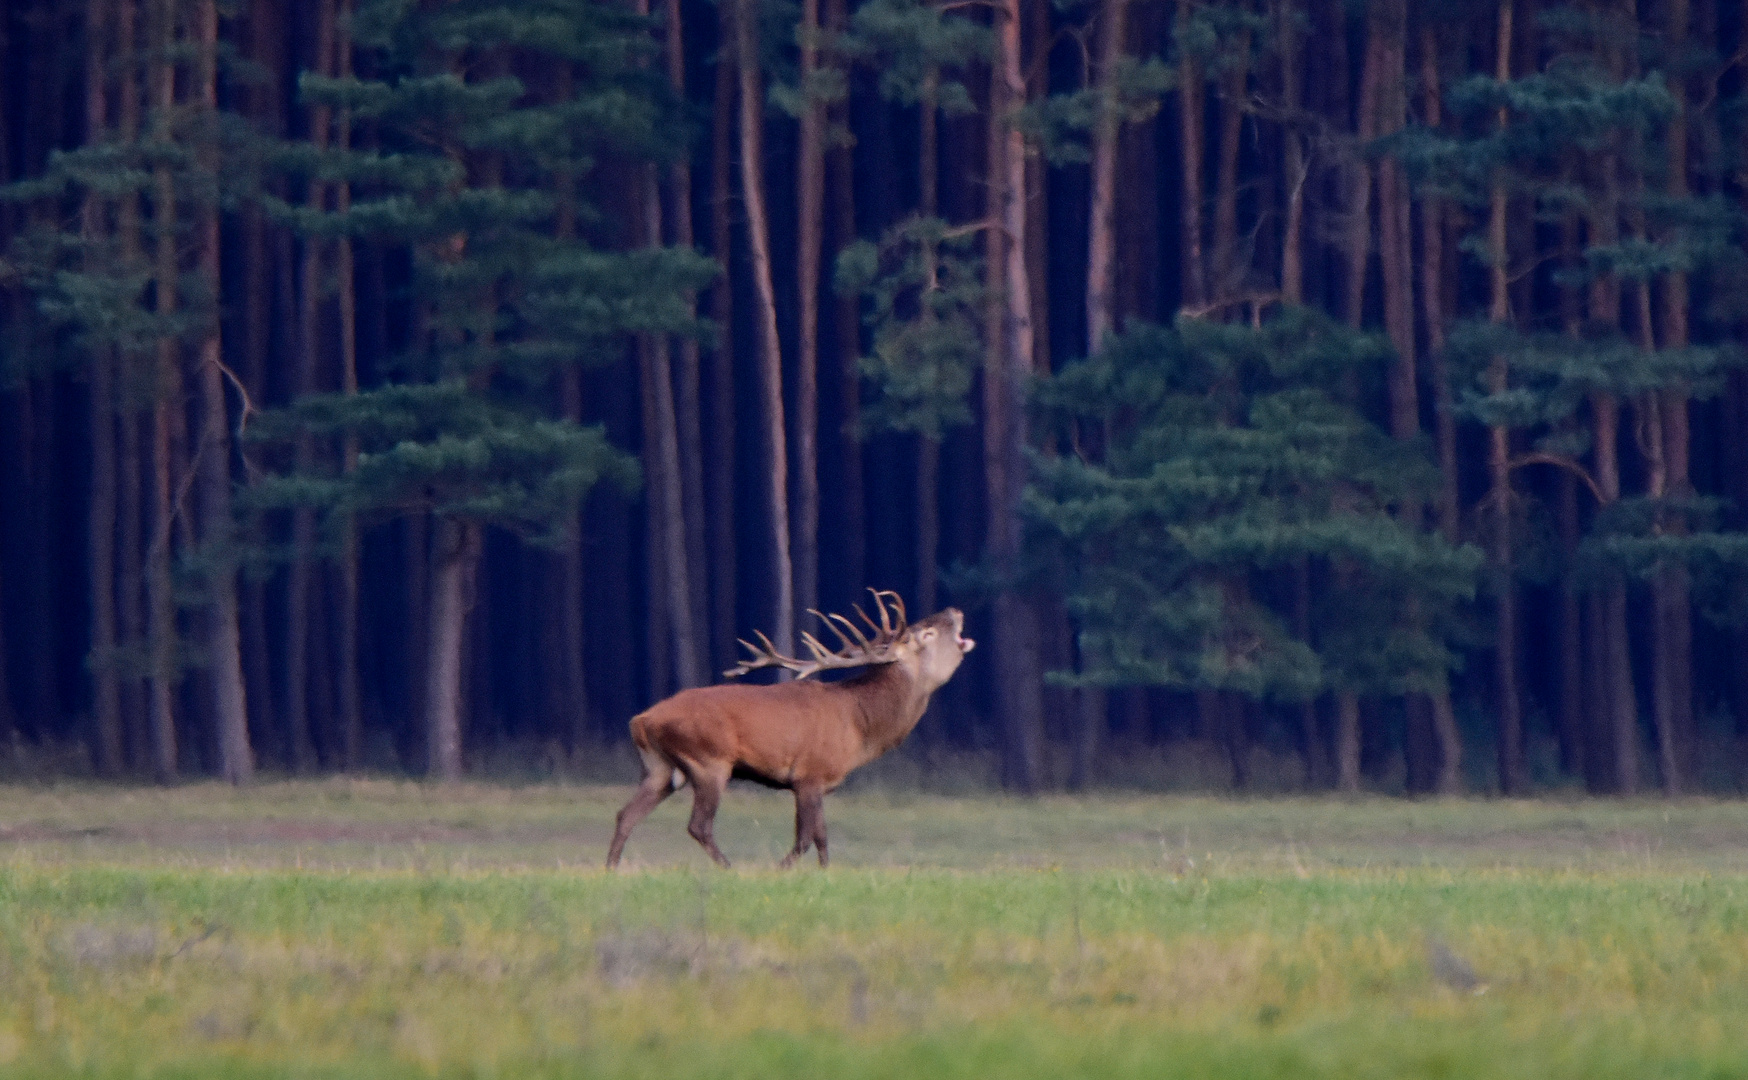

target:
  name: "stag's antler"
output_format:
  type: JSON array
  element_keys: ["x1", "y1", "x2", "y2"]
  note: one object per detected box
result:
[{"x1": 724, "y1": 589, "x2": 910, "y2": 680}]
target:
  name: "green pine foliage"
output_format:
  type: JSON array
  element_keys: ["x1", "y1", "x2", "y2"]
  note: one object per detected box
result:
[
  {"x1": 1402, "y1": 2, "x2": 1748, "y2": 605},
  {"x1": 1028, "y1": 307, "x2": 1480, "y2": 700},
  {"x1": 840, "y1": 0, "x2": 988, "y2": 113},
  {"x1": 834, "y1": 217, "x2": 985, "y2": 440},
  {"x1": 0, "y1": 58, "x2": 250, "y2": 386},
  {"x1": 250, "y1": 0, "x2": 714, "y2": 544}
]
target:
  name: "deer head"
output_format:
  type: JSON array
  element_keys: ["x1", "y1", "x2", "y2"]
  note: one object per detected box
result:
[{"x1": 897, "y1": 606, "x2": 976, "y2": 692}]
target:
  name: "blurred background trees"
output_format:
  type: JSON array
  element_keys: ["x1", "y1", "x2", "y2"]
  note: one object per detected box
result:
[{"x1": 3, "y1": 0, "x2": 1748, "y2": 794}]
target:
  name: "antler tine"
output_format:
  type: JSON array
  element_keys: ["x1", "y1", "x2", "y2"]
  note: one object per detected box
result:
[
  {"x1": 809, "y1": 609, "x2": 863, "y2": 654},
  {"x1": 723, "y1": 630, "x2": 798, "y2": 678},
  {"x1": 867, "y1": 587, "x2": 901, "y2": 638},
  {"x1": 874, "y1": 590, "x2": 907, "y2": 634},
  {"x1": 851, "y1": 602, "x2": 882, "y2": 639},
  {"x1": 798, "y1": 630, "x2": 835, "y2": 662},
  {"x1": 823, "y1": 611, "x2": 874, "y2": 652},
  {"x1": 723, "y1": 638, "x2": 763, "y2": 678}
]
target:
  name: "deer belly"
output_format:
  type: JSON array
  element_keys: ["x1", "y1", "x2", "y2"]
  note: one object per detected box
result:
[{"x1": 730, "y1": 762, "x2": 793, "y2": 790}]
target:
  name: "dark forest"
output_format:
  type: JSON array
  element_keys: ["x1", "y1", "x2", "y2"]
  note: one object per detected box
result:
[{"x1": 3, "y1": 0, "x2": 1748, "y2": 794}]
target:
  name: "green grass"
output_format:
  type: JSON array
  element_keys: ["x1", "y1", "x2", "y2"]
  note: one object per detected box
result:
[{"x1": 2, "y1": 781, "x2": 1748, "y2": 1077}]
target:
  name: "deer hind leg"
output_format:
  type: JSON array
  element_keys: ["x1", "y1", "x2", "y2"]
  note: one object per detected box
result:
[
  {"x1": 682, "y1": 761, "x2": 733, "y2": 868},
  {"x1": 606, "y1": 747, "x2": 680, "y2": 869},
  {"x1": 812, "y1": 796, "x2": 830, "y2": 868},
  {"x1": 780, "y1": 786, "x2": 827, "y2": 869}
]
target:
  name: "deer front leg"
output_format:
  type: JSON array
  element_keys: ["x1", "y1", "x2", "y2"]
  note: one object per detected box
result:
[
  {"x1": 683, "y1": 763, "x2": 733, "y2": 868},
  {"x1": 780, "y1": 786, "x2": 826, "y2": 869}
]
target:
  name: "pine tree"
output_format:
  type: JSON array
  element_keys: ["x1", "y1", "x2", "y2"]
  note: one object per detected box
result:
[
  {"x1": 2, "y1": 0, "x2": 257, "y2": 781},
  {"x1": 840, "y1": 0, "x2": 986, "y2": 617},
  {"x1": 1402, "y1": 0, "x2": 1740, "y2": 793},
  {"x1": 1029, "y1": 308, "x2": 1481, "y2": 784},
  {"x1": 251, "y1": 0, "x2": 712, "y2": 779}
]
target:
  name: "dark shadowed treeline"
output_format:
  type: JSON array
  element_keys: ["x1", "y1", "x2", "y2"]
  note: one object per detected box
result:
[{"x1": 3, "y1": 0, "x2": 1748, "y2": 793}]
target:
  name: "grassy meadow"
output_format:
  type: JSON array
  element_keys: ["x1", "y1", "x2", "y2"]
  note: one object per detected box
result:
[{"x1": 1, "y1": 781, "x2": 1747, "y2": 1078}]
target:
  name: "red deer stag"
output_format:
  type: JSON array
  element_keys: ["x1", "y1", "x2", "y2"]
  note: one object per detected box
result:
[{"x1": 605, "y1": 591, "x2": 974, "y2": 868}]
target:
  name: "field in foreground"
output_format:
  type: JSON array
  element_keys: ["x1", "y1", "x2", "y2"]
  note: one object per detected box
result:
[{"x1": 2, "y1": 782, "x2": 1747, "y2": 1078}]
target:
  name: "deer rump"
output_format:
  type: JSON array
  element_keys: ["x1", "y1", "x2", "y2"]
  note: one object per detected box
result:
[{"x1": 605, "y1": 593, "x2": 974, "y2": 870}]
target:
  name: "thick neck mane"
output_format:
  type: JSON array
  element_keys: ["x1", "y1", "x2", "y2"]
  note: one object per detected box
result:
[{"x1": 827, "y1": 660, "x2": 931, "y2": 752}]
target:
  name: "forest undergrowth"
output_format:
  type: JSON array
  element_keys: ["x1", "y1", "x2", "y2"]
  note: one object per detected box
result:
[{"x1": 1, "y1": 783, "x2": 1746, "y2": 1077}]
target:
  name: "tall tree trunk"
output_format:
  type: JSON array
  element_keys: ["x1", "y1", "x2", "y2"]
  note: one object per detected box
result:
[
  {"x1": 1077, "y1": 0, "x2": 1127, "y2": 791},
  {"x1": 334, "y1": 0, "x2": 362, "y2": 767},
  {"x1": 287, "y1": 0, "x2": 335, "y2": 773},
  {"x1": 1487, "y1": 0, "x2": 1525, "y2": 795},
  {"x1": 1176, "y1": 2, "x2": 1206, "y2": 309},
  {"x1": 552, "y1": 132, "x2": 590, "y2": 749},
  {"x1": 425, "y1": 518, "x2": 480, "y2": 780},
  {"x1": 1653, "y1": 0, "x2": 1693, "y2": 795},
  {"x1": 556, "y1": 368, "x2": 590, "y2": 748},
  {"x1": 1555, "y1": 471, "x2": 1586, "y2": 779},
  {"x1": 1326, "y1": 13, "x2": 1381, "y2": 796},
  {"x1": 240, "y1": 0, "x2": 281, "y2": 768},
  {"x1": 1212, "y1": 31, "x2": 1248, "y2": 301},
  {"x1": 1374, "y1": 0, "x2": 1412, "y2": 440},
  {"x1": 404, "y1": 511, "x2": 429, "y2": 763},
  {"x1": 1582, "y1": 589, "x2": 1615, "y2": 790},
  {"x1": 827, "y1": 0, "x2": 863, "y2": 604},
  {"x1": 1370, "y1": 0, "x2": 1447, "y2": 795},
  {"x1": 1279, "y1": 0, "x2": 1305, "y2": 306},
  {"x1": 666, "y1": 0, "x2": 711, "y2": 674},
  {"x1": 915, "y1": 69, "x2": 942, "y2": 617},
  {"x1": 1635, "y1": 341, "x2": 1680, "y2": 793},
  {"x1": 1027, "y1": 0, "x2": 1062, "y2": 742},
  {"x1": 116, "y1": 0, "x2": 146, "y2": 771},
  {"x1": 84, "y1": 0, "x2": 124, "y2": 776},
  {"x1": 1280, "y1": 10, "x2": 1322, "y2": 789},
  {"x1": 195, "y1": 0, "x2": 252, "y2": 783},
  {"x1": 119, "y1": 407, "x2": 146, "y2": 769},
  {"x1": 633, "y1": 0, "x2": 704, "y2": 692},
  {"x1": 794, "y1": 0, "x2": 824, "y2": 629},
  {"x1": 1593, "y1": 396, "x2": 1637, "y2": 794},
  {"x1": 1087, "y1": 0, "x2": 1127, "y2": 346},
  {"x1": 738, "y1": 0, "x2": 795, "y2": 658},
  {"x1": 640, "y1": 186, "x2": 705, "y2": 690},
  {"x1": 1587, "y1": 99, "x2": 1638, "y2": 796},
  {"x1": 1424, "y1": 210, "x2": 1465, "y2": 809},
  {"x1": 1024, "y1": 0, "x2": 1051, "y2": 374},
  {"x1": 147, "y1": 0, "x2": 181, "y2": 783},
  {"x1": 709, "y1": 0, "x2": 740, "y2": 669},
  {"x1": 90, "y1": 357, "x2": 123, "y2": 773},
  {"x1": 989, "y1": 0, "x2": 1046, "y2": 791},
  {"x1": 1335, "y1": 689, "x2": 1361, "y2": 792},
  {"x1": 1419, "y1": 28, "x2": 1460, "y2": 544},
  {"x1": 1290, "y1": 558, "x2": 1323, "y2": 786},
  {"x1": 1344, "y1": 7, "x2": 1378, "y2": 330}
]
